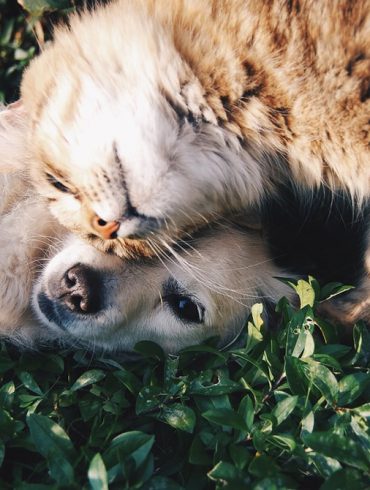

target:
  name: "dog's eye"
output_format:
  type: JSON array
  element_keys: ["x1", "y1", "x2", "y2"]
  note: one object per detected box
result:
[
  {"x1": 46, "y1": 173, "x2": 71, "y2": 193},
  {"x1": 164, "y1": 294, "x2": 204, "y2": 324}
]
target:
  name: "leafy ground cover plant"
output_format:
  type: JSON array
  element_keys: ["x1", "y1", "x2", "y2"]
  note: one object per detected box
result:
[
  {"x1": 1, "y1": 3, "x2": 370, "y2": 487},
  {"x1": 0, "y1": 278, "x2": 369, "y2": 489}
]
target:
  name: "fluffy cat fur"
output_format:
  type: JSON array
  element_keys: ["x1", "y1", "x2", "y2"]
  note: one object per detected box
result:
[
  {"x1": 0, "y1": 105, "x2": 294, "y2": 352},
  {"x1": 20, "y1": 0, "x2": 370, "y2": 258},
  {"x1": 0, "y1": 104, "x2": 368, "y2": 350}
]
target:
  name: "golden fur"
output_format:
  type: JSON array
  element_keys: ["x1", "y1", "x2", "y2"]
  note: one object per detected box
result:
[
  {"x1": 21, "y1": 0, "x2": 370, "y2": 259},
  {"x1": 0, "y1": 103, "x2": 368, "y2": 350},
  {"x1": 18, "y1": 0, "x2": 370, "y2": 331},
  {"x1": 0, "y1": 105, "x2": 64, "y2": 344},
  {"x1": 0, "y1": 106, "x2": 297, "y2": 351}
]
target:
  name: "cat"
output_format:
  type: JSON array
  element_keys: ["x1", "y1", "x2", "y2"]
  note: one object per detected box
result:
[
  {"x1": 20, "y1": 0, "x2": 370, "y2": 261},
  {"x1": 1, "y1": 104, "x2": 367, "y2": 352},
  {"x1": 0, "y1": 104, "x2": 292, "y2": 352}
]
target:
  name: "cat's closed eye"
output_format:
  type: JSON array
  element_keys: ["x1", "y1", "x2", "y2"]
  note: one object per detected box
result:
[{"x1": 46, "y1": 173, "x2": 71, "y2": 194}]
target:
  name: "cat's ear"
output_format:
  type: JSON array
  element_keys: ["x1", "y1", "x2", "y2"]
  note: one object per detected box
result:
[{"x1": 0, "y1": 100, "x2": 29, "y2": 174}]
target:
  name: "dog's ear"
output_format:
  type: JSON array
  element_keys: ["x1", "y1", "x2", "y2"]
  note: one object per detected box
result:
[{"x1": 0, "y1": 100, "x2": 29, "y2": 174}]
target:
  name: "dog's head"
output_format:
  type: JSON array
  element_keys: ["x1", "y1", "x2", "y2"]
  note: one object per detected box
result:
[{"x1": 32, "y1": 224, "x2": 290, "y2": 353}]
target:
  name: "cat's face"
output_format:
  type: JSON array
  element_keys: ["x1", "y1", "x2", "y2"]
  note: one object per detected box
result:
[
  {"x1": 33, "y1": 224, "x2": 288, "y2": 353},
  {"x1": 21, "y1": 1, "x2": 263, "y2": 258}
]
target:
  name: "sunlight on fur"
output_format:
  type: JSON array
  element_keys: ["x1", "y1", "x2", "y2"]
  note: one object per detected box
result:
[
  {"x1": 0, "y1": 104, "x2": 295, "y2": 352},
  {"x1": 20, "y1": 0, "x2": 370, "y2": 260}
]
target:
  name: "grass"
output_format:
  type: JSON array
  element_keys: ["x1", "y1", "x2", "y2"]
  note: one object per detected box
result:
[
  {"x1": 1, "y1": 1, "x2": 370, "y2": 488},
  {"x1": 0, "y1": 279, "x2": 369, "y2": 488}
]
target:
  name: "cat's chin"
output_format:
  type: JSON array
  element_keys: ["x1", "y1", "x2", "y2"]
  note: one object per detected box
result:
[
  {"x1": 83, "y1": 221, "x2": 203, "y2": 260},
  {"x1": 84, "y1": 233, "x2": 155, "y2": 259}
]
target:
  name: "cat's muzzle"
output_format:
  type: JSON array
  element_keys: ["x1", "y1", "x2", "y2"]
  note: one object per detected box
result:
[{"x1": 91, "y1": 209, "x2": 164, "y2": 241}]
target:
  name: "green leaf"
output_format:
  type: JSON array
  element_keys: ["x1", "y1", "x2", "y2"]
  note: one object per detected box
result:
[
  {"x1": 319, "y1": 282, "x2": 354, "y2": 302},
  {"x1": 301, "y1": 330, "x2": 315, "y2": 358},
  {"x1": 194, "y1": 394, "x2": 232, "y2": 413},
  {"x1": 0, "y1": 381, "x2": 15, "y2": 409},
  {"x1": 315, "y1": 318, "x2": 340, "y2": 344},
  {"x1": 238, "y1": 395, "x2": 254, "y2": 432},
  {"x1": 88, "y1": 453, "x2": 108, "y2": 490},
  {"x1": 17, "y1": 485, "x2": 59, "y2": 490},
  {"x1": 0, "y1": 19, "x2": 15, "y2": 45},
  {"x1": 208, "y1": 461, "x2": 250, "y2": 485},
  {"x1": 269, "y1": 433, "x2": 296, "y2": 451},
  {"x1": 303, "y1": 431, "x2": 370, "y2": 472},
  {"x1": 301, "y1": 358, "x2": 339, "y2": 405},
  {"x1": 202, "y1": 408, "x2": 248, "y2": 431},
  {"x1": 164, "y1": 355, "x2": 179, "y2": 386},
  {"x1": 229, "y1": 444, "x2": 251, "y2": 470},
  {"x1": 308, "y1": 452, "x2": 341, "y2": 478},
  {"x1": 0, "y1": 409, "x2": 17, "y2": 438},
  {"x1": 103, "y1": 431, "x2": 154, "y2": 469},
  {"x1": 245, "y1": 320, "x2": 264, "y2": 352},
  {"x1": 285, "y1": 306, "x2": 315, "y2": 358},
  {"x1": 136, "y1": 386, "x2": 163, "y2": 415},
  {"x1": 252, "y1": 475, "x2": 298, "y2": 490},
  {"x1": 114, "y1": 369, "x2": 142, "y2": 395},
  {"x1": 320, "y1": 468, "x2": 370, "y2": 490},
  {"x1": 351, "y1": 323, "x2": 370, "y2": 366},
  {"x1": 301, "y1": 410, "x2": 315, "y2": 437},
  {"x1": 180, "y1": 343, "x2": 227, "y2": 360},
  {"x1": 338, "y1": 373, "x2": 370, "y2": 406},
  {"x1": 18, "y1": 372, "x2": 43, "y2": 396},
  {"x1": 353, "y1": 403, "x2": 370, "y2": 420},
  {"x1": 0, "y1": 439, "x2": 4, "y2": 467},
  {"x1": 251, "y1": 303, "x2": 264, "y2": 330},
  {"x1": 295, "y1": 279, "x2": 316, "y2": 308},
  {"x1": 27, "y1": 414, "x2": 76, "y2": 460},
  {"x1": 134, "y1": 341, "x2": 165, "y2": 361},
  {"x1": 70, "y1": 369, "x2": 106, "y2": 391},
  {"x1": 142, "y1": 476, "x2": 184, "y2": 489},
  {"x1": 190, "y1": 370, "x2": 242, "y2": 396},
  {"x1": 0, "y1": 354, "x2": 14, "y2": 373},
  {"x1": 312, "y1": 354, "x2": 342, "y2": 371},
  {"x1": 41, "y1": 354, "x2": 64, "y2": 374},
  {"x1": 248, "y1": 453, "x2": 281, "y2": 478},
  {"x1": 189, "y1": 434, "x2": 212, "y2": 465},
  {"x1": 285, "y1": 356, "x2": 309, "y2": 395},
  {"x1": 315, "y1": 344, "x2": 351, "y2": 359},
  {"x1": 272, "y1": 395, "x2": 298, "y2": 426},
  {"x1": 47, "y1": 449, "x2": 74, "y2": 486},
  {"x1": 159, "y1": 404, "x2": 196, "y2": 433},
  {"x1": 18, "y1": 0, "x2": 69, "y2": 17},
  {"x1": 350, "y1": 414, "x2": 370, "y2": 453}
]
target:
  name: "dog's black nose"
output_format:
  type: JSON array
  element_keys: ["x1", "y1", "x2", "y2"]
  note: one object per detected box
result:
[{"x1": 59, "y1": 264, "x2": 101, "y2": 314}]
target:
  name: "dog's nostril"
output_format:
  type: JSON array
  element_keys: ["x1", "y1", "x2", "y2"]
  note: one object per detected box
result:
[
  {"x1": 65, "y1": 293, "x2": 84, "y2": 313},
  {"x1": 65, "y1": 293, "x2": 91, "y2": 314},
  {"x1": 65, "y1": 269, "x2": 77, "y2": 288}
]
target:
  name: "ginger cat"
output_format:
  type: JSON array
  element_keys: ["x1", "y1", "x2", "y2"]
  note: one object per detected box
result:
[{"x1": 20, "y1": 0, "x2": 370, "y2": 259}]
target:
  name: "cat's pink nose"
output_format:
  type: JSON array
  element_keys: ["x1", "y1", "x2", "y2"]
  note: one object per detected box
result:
[{"x1": 91, "y1": 215, "x2": 120, "y2": 240}]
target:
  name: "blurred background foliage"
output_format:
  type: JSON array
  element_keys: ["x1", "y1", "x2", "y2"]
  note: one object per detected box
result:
[{"x1": 0, "y1": 0, "x2": 98, "y2": 103}]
